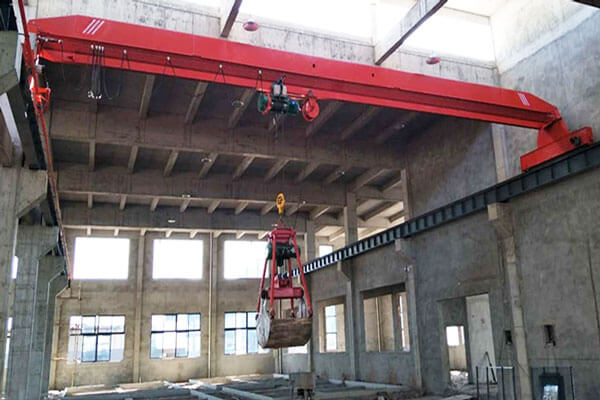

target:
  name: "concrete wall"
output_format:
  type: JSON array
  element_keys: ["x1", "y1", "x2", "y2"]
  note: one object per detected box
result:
[
  {"x1": 51, "y1": 231, "x2": 275, "y2": 389},
  {"x1": 493, "y1": 3, "x2": 600, "y2": 177}
]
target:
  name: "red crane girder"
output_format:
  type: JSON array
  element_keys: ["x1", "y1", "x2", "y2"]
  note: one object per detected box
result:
[{"x1": 28, "y1": 15, "x2": 592, "y2": 171}]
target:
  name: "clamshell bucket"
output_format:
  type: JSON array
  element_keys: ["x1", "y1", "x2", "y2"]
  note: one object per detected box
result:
[
  {"x1": 257, "y1": 299, "x2": 312, "y2": 349},
  {"x1": 256, "y1": 208, "x2": 314, "y2": 349}
]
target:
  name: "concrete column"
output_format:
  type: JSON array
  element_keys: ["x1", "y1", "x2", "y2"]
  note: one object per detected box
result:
[
  {"x1": 491, "y1": 124, "x2": 510, "y2": 182},
  {"x1": 208, "y1": 233, "x2": 218, "y2": 377},
  {"x1": 0, "y1": 166, "x2": 47, "y2": 392},
  {"x1": 488, "y1": 203, "x2": 532, "y2": 400},
  {"x1": 395, "y1": 239, "x2": 423, "y2": 390},
  {"x1": 40, "y1": 263, "x2": 67, "y2": 398},
  {"x1": 132, "y1": 234, "x2": 145, "y2": 382},
  {"x1": 343, "y1": 192, "x2": 358, "y2": 245},
  {"x1": 304, "y1": 220, "x2": 316, "y2": 261},
  {"x1": 30, "y1": 256, "x2": 65, "y2": 400},
  {"x1": 337, "y1": 260, "x2": 358, "y2": 379},
  {"x1": 7, "y1": 225, "x2": 59, "y2": 400}
]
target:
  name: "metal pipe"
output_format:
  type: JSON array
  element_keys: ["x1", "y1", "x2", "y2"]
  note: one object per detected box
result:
[
  {"x1": 501, "y1": 365, "x2": 506, "y2": 400},
  {"x1": 486, "y1": 367, "x2": 490, "y2": 400},
  {"x1": 15, "y1": 0, "x2": 71, "y2": 276},
  {"x1": 512, "y1": 367, "x2": 517, "y2": 400},
  {"x1": 476, "y1": 366, "x2": 479, "y2": 399}
]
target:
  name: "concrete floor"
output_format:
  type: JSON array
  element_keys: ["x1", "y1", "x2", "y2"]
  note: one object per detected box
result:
[{"x1": 51, "y1": 374, "x2": 474, "y2": 400}]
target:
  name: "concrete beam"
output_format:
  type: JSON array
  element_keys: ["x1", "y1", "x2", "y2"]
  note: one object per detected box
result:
[
  {"x1": 233, "y1": 155, "x2": 255, "y2": 180},
  {"x1": 380, "y1": 171, "x2": 403, "y2": 193},
  {"x1": 360, "y1": 201, "x2": 396, "y2": 221},
  {"x1": 264, "y1": 159, "x2": 289, "y2": 181},
  {"x1": 374, "y1": 0, "x2": 448, "y2": 65},
  {"x1": 51, "y1": 101, "x2": 399, "y2": 171},
  {"x1": 138, "y1": 74, "x2": 156, "y2": 119},
  {"x1": 60, "y1": 201, "x2": 391, "y2": 234},
  {"x1": 388, "y1": 209, "x2": 406, "y2": 224},
  {"x1": 220, "y1": 0, "x2": 243, "y2": 38},
  {"x1": 350, "y1": 168, "x2": 388, "y2": 191},
  {"x1": 180, "y1": 197, "x2": 191, "y2": 213},
  {"x1": 199, "y1": 152, "x2": 219, "y2": 178},
  {"x1": 285, "y1": 203, "x2": 300, "y2": 216},
  {"x1": 207, "y1": 200, "x2": 220, "y2": 214},
  {"x1": 261, "y1": 203, "x2": 274, "y2": 215},
  {"x1": 375, "y1": 112, "x2": 419, "y2": 144},
  {"x1": 306, "y1": 101, "x2": 342, "y2": 138},
  {"x1": 88, "y1": 140, "x2": 95, "y2": 172},
  {"x1": 61, "y1": 201, "x2": 309, "y2": 233},
  {"x1": 163, "y1": 150, "x2": 179, "y2": 177},
  {"x1": 324, "y1": 166, "x2": 346, "y2": 184},
  {"x1": 309, "y1": 205, "x2": 330, "y2": 220},
  {"x1": 295, "y1": 162, "x2": 320, "y2": 182},
  {"x1": 234, "y1": 201, "x2": 249, "y2": 215},
  {"x1": 150, "y1": 196, "x2": 159, "y2": 211},
  {"x1": 228, "y1": 89, "x2": 254, "y2": 129},
  {"x1": 340, "y1": 107, "x2": 380, "y2": 141},
  {"x1": 57, "y1": 165, "x2": 403, "y2": 208},
  {"x1": 127, "y1": 145, "x2": 139, "y2": 173},
  {"x1": 119, "y1": 194, "x2": 127, "y2": 210},
  {"x1": 329, "y1": 228, "x2": 345, "y2": 242},
  {"x1": 185, "y1": 81, "x2": 209, "y2": 124}
]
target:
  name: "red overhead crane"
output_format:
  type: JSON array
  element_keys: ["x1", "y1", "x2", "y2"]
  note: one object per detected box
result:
[{"x1": 28, "y1": 15, "x2": 592, "y2": 171}]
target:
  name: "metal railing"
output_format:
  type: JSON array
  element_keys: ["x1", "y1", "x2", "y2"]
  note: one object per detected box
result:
[{"x1": 475, "y1": 366, "x2": 517, "y2": 400}]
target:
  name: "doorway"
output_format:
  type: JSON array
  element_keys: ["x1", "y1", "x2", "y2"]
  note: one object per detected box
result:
[{"x1": 446, "y1": 325, "x2": 468, "y2": 385}]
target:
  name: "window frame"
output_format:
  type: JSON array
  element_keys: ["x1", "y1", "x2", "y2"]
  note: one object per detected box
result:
[
  {"x1": 223, "y1": 311, "x2": 267, "y2": 355},
  {"x1": 67, "y1": 314, "x2": 126, "y2": 363},
  {"x1": 150, "y1": 313, "x2": 202, "y2": 360},
  {"x1": 318, "y1": 299, "x2": 346, "y2": 353}
]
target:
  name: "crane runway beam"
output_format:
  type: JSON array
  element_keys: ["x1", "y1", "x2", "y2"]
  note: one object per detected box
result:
[{"x1": 295, "y1": 141, "x2": 600, "y2": 277}]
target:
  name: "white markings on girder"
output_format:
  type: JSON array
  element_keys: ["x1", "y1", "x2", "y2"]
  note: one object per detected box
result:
[
  {"x1": 83, "y1": 19, "x2": 105, "y2": 35},
  {"x1": 518, "y1": 92, "x2": 530, "y2": 106}
]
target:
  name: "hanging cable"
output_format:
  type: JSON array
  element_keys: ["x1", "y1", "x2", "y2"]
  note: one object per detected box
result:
[{"x1": 101, "y1": 49, "x2": 128, "y2": 100}]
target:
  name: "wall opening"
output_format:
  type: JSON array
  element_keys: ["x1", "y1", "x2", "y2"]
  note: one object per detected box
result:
[
  {"x1": 318, "y1": 301, "x2": 345, "y2": 352},
  {"x1": 446, "y1": 325, "x2": 468, "y2": 384}
]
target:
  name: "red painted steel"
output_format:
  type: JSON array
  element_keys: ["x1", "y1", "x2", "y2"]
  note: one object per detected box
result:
[
  {"x1": 29, "y1": 15, "x2": 593, "y2": 171},
  {"x1": 257, "y1": 222, "x2": 313, "y2": 318}
]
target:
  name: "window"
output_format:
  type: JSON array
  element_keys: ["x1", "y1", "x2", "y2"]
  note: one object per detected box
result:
[
  {"x1": 446, "y1": 326, "x2": 465, "y2": 347},
  {"x1": 150, "y1": 314, "x2": 201, "y2": 359},
  {"x1": 363, "y1": 294, "x2": 394, "y2": 352},
  {"x1": 73, "y1": 237, "x2": 129, "y2": 280},
  {"x1": 544, "y1": 324, "x2": 556, "y2": 346},
  {"x1": 11, "y1": 256, "x2": 18, "y2": 279},
  {"x1": 240, "y1": 0, "x2": 373, "y2": 39},
  {"x1": 398, "y1": 292, "x2": 410, "y2": 351},
  {"x1": 224, "y1": 241, "x2": 267, "y2": 279},
  {"x1": 67, "y1": 315, "x2": 125, "y2": 363},
  {"x1": 153, "y1": 239, "x2": 203, "y2": 279},
  {"x1": 318, "y1": 245, "x2": 333, "y2": 257},
  {"x1": 319, "y1": 303, "x2": 345, "y2": 352},
  {"x1": 224, "y1": 312, "x2": 267, "y2": 355}
]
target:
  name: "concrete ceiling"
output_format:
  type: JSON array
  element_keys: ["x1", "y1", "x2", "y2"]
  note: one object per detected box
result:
[{"x1": 44, "y1": 62, "x2": 433, "y2": 236}]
